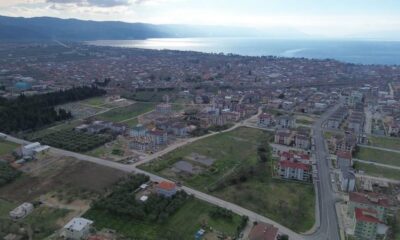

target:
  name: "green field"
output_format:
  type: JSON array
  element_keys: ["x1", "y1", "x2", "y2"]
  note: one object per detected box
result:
[
  {"x1": 355, "y1": 162, "x2": 400, "y2": 181},
  {"x1": 84, "y1": 198, "x2": 243, "y2": 239},
  {"x1": 368, "y1": 135, "x2": 400, "y2": 150},
  {"x1": 81, "y1": 96, "x2": 107, "y2": 107},
  {"x1": 34, "y1": 129, "x2": 112, "y2": 152},
  {"x1": 140, "y1": 127, "x2": 315, "y2": 232},
  {"x1": 96, "y1": 102, "x2": 155, "y2": 122},
  {"x1": 0, "y1": 140, "x2": 18, "y2": 156},
  {"x1": 297, "y1": 118, "x2": 314, "y2": 125},
  {"x1": 355, "y1": 147, "x2": 400, "y2": 167}
]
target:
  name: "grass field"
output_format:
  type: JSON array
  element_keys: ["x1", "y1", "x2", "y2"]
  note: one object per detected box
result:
[
  {"x1": 0, "y1": 199, "x2": 69, "y2": 240},
  {"x1": 84, "y1": 198, "x2": 243, "y2": 239},
  {"x1": 355, "y1": 147, "x2": 400, "y2": 167},
  {"x1": 0, "y1": 140, "x2": 19, "y2": 156},
  {"x1": 368, "y1": 135, "x2": 400, "y2": 150},
  {"x1": 355, "y1": 162, "x2": 400, "y2": 180},
  {"x1": 140, "y1": 127, "x2": 315, "y2": 232},
  {"x1": 96, "y1": 102, "x2": 155, "y2": 122},
  {"x1": 81, "y1": 96, "x2": 107, "y2": 107}
]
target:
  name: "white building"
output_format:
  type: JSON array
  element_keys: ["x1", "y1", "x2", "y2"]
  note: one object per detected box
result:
[
  {"x1": 21, "y1": 142, "x2": 41, "y2": 156},
  {"x1": 61, "y1": 217, "x2": 93, "y2": 240},
  {"x1": 9, "y1": 202, "x2": 34, "y2": 220}
]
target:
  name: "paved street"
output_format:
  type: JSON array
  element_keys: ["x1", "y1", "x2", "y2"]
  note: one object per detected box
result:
[{"x1": 305, "y1": 103, "x2": 342, "y2": 240}]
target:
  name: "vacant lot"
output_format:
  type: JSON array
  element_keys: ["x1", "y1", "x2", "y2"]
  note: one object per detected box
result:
[
  {"x1": 85, "y1": 198, "x2": 243, "y2": 239},
  {"x1": 0, "y1": 156, "x2": 127, "y2": 202},
  {"x1": 368, "y1": 135, "x2": 400, "y2": 150},
  {"x1": 140, "y1": 127, "x2": 315, "y2": 232},
  {"x1": 34, "y1": 129, "x2": 112, "y2": 152},
  {"x1": 355, "y1": 162, "x2": 400, "y2": 181},
  {"x1": 0, "y1": 140, "x2": 19, "y2": 156},
  {"x1": 355, "y1": 147, "x2": 400, "y2": 167},
  {"x1": 96, "y1": 102, "x2": 155, "y2": 122}
]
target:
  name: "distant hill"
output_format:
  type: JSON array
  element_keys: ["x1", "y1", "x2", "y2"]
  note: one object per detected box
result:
[
  {"x1": 0, "y1": 15, "x2": 309, "y2": 41},
  {"x1": 0, "y1": 16, "x2": 169, "y2": 40}
]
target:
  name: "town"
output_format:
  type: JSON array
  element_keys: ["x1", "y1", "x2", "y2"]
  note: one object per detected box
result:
[{"x1": 0, "y1": 42, "x2": 400, "y2": 240}]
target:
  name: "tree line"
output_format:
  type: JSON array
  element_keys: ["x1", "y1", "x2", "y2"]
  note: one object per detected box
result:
[{"x1": 0, "y1": 86, "x2": 106, "y2": 133}]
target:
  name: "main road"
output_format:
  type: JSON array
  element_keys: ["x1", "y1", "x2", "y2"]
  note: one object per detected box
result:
[{"x1": 305, "y1": 102, "x2": 343, "y2": 240}]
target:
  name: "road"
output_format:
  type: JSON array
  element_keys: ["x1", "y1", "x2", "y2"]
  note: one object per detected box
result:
[{"x1": 305, "y1": 102, "x2": 342, "y2": 240}]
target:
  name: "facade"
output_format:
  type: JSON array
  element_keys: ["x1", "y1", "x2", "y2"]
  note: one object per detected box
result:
[
  {"x1": 279, "y1": 160, "x2": 311, "y2": 182},
  {"x1": 156, "y1": 103, "x2": 172, "y2": 114},
  {"x1": 336, "y1": 150, "x2": 353, "y2": 169},
  {"x1": 130, "y1": 124, "x2": 147, "y2": 137},
  {"x1": 149, "y1": 130, "x2": 168, "y2": 145},
  {"x1": 295, "y1": 134, "x2": 311, "y2": 150},
  {"x1": 274, "y1": 129, "x2": 295, "y2": 146},
  {"x1": 348, "y1": 192, "x2": 390, "y2": 222},
  {"x1": 353, "y1": 208, "x2": 387, "y2": 240},
  {"x1": 129, "y1": 136, "x2": 154, "y2": 152},
  {"x1": 62, "y1": 217, "x2": 93, "y2": 240},
  {"x1": 258, "y1": 113, "x2": 274, "y2": 128},
  {"x1": 339, "y1": 166, "x2": 355, "y2": 192},
  {"x1": 276, "y1": 115, "x2": 296, "y2": 129}
]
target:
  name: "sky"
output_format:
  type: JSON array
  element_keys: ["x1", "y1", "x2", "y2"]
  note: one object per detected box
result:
[{"x1": 1, "y1": 0, "x2": 400, "y2": 39}]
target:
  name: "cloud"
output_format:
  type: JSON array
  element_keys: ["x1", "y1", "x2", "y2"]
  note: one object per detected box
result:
[{"x1": 46, "y1": 0, "x2": 131, "y2": 7}]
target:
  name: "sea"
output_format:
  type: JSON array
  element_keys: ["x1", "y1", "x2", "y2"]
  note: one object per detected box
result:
[{"x1": 88, "y1": 38, "x2": 400, "y2": 65}]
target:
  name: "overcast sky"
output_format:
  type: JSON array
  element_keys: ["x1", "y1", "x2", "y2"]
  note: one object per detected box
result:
[{"x1": 1, "y1": 0, "x2": 400, "y2": 39}]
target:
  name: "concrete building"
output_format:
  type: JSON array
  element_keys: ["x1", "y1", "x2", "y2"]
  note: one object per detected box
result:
[
  {"x1": 353, "y1": 208, "x2": 387, "y2": 240},
  {"x1": 348, "y1": 192, "x2": 390, "y2": 222},
  {"x1": 21, "y1": 142, "x2": 41, "y2": 156},
  {"x1": 279, "y1": 160, "x2": 311, "y2": 182},
  {"x1": 336, "y1": 150, "x2": 353, "y2": 169},
  {"x1": 339, "y1": 166, "x2": 355, "y2": 192},
  {"x1": 62, "y1": 217, "x2": 93, "y2": 240}
]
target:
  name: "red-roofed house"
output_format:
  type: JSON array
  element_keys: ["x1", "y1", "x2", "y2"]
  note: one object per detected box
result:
[
  {"x1": 247, "y1": 222, "x2": 278, "y2": 240},
  {"x1": 353, "y1": 208, "x2": 388, "y2": 240},
  {"x1": 155, "y1": 181, "x2": 177, "y2": 197},
  {"x1": 279, "y1": 160, "x2": 311, "y2": 182},
  {"x1": 348, "y1": 192, "x2": 390, "y2": 221}
]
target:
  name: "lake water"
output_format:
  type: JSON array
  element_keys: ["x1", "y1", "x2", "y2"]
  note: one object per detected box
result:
[{"x1": 88, "y1": 38, "x2": 400, "y2": 65}]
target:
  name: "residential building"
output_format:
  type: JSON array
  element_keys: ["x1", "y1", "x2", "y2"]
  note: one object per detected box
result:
[
  {"x1": 149, "y1": 129, "x2": 168, "y2": 145},
  {"x1": 258, "y1": 113, "x2": 274, "y2": 128},
  {"x1": 130, "y1": 124, "x2": 147, "y2": 137},
  {"x1": 155, "y1": 181, "x2": 177, "y2": 197},
  {"x1": 353, "y1": 208, "x2": 388, "y2": 240},
  {"x1": 279, "y1": 160, "x2": 311, "y2": 182},
  {"x1": 247, "y1": 222, "x2": 278, "y2": 240},
  {"x1": 61, "y1": 217, "x2": 93, "y2": 240},
  {"x1": 274, "y1": 129, "x2": 295, "y2": 146},
  {"x1": 276, "y1": 115, "x2": 296, "y2": 129},
  {"x1": 336, "y1": 150, "x2": 353, "y2": 169},
  {"x1": 339, "y1": 166, "x2": 355, "y2": 192},
  {"x1": 295, "y1": 134, "x2": 311, "y2": 150},
  {"x1": 348, "y1": 192, "x2": 390, "y2": 221}
]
